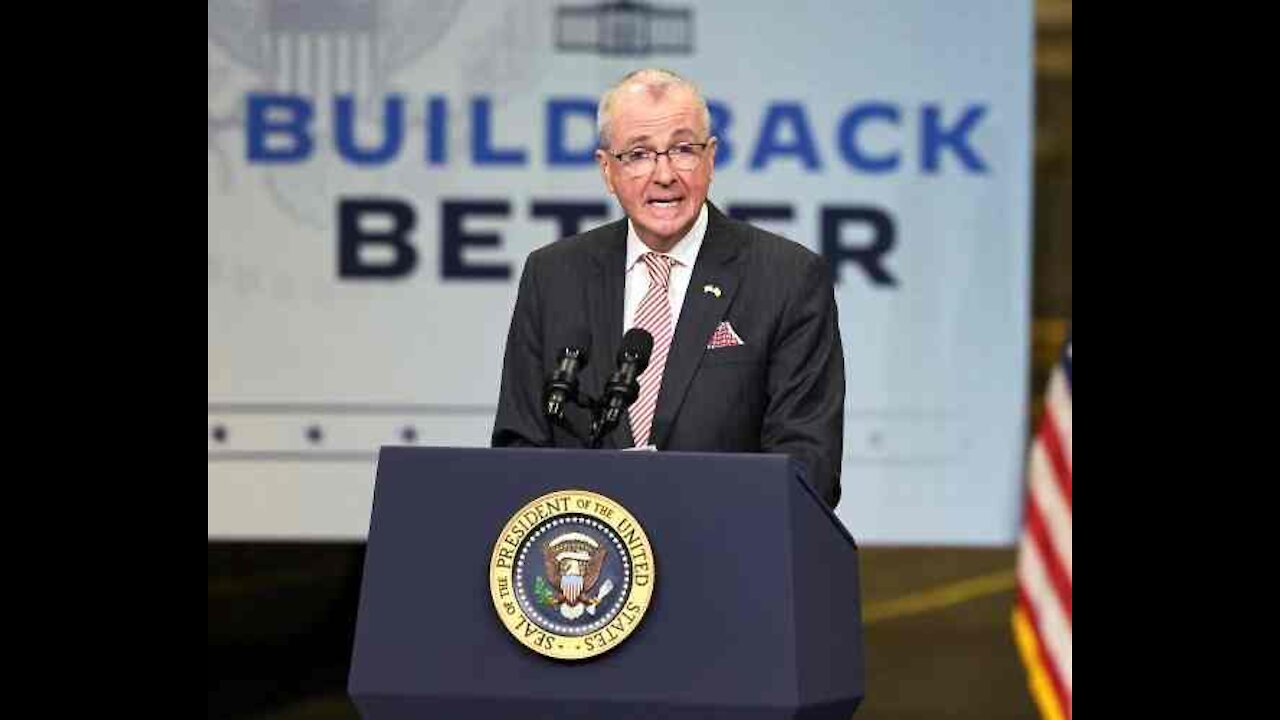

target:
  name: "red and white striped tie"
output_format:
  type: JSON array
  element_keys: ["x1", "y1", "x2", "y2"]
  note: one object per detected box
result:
[{"x1": 629, "y1": 252, "x2": 676, "y2": 447}]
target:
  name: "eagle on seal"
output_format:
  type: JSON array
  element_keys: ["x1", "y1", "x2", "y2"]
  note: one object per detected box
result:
[{"x1": 543, "y1": 532, "x2": 607, "y2": 615}]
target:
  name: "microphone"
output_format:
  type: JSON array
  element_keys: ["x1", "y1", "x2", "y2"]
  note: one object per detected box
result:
[
  {"x1": 592, "y1": 328, "x2": 653, "y2": 443},
  {"x1": 543, "y1": 345, "x2": 589, "y2": 421}
]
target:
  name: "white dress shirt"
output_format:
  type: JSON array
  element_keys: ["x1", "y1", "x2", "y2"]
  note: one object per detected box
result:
[{"x1": 623, "y1": 203, "x2": 709, "y2": 334}]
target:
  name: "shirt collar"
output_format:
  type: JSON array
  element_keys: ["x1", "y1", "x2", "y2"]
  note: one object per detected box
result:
[{"x1": 625, "y1": 202, "x2": 709, "y2": 272}]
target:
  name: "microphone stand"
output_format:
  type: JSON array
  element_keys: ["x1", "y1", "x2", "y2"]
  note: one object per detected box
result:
[
  {"x1": 542, "y1": 380, "x2": 609, "y2": 449},
  {"x1": 543, "y1": 388, "x2": 615, "y2": 449},
  {"x1": 543, "y1": 333, "x2": 650, "y2": 449},
  {"x1": 586, "y1": 401, "x2": 611, "y2": 449}
]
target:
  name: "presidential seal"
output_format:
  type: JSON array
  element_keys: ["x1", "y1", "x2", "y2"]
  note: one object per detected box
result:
[{"x1": 489, "y1": 489, "x2": 655, "y2": 660}]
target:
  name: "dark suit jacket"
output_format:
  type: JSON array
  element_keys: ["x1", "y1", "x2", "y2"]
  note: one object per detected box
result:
[{"x1": 491, "y1": 203, "x2": 845, "y2": 508}]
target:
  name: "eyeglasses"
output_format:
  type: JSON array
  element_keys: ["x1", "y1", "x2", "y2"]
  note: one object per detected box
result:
[{"x1": 609, "y1": 141, "x2": 712, "y2": 177}]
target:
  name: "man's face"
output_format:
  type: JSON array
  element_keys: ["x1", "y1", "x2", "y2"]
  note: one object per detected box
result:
[{"x1": 596, "y1": 85, "x2": 716, "y2": 252}]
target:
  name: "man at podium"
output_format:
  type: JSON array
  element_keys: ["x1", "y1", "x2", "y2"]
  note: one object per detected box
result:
[{"x1": 491, "y1": 68, "x2": 845, "y2": 509}]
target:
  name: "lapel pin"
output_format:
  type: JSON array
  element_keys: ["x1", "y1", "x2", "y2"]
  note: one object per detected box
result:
[{"x1": 702, "y1": 284, "x2": 722, "y2": 298}]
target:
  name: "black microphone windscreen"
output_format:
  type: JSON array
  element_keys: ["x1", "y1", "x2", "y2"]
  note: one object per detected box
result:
[{"x1": 620, "y1": 328, "x2": 654, "y2": 363}]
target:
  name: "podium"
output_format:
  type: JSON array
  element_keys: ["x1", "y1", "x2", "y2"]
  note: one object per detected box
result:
[{"x1": 348, "y1": 447, "x2": 865, "y2": 719}]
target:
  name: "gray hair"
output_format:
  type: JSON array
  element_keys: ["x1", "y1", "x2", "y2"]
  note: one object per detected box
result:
[{"x1": 596, "y1": 68, "x2": 711, "y2": 150}]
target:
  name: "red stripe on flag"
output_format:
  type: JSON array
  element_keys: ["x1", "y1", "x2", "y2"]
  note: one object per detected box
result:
[
  {"x1": 1039, "y1": 410, "x2": 1072, "y2": 509},
  {"x1": 1015, "y1": 587, "x2": 1071, "y2": 718},
  {"x1": 1026, "y1": 495, "x2": 1072, "y2": 625}
]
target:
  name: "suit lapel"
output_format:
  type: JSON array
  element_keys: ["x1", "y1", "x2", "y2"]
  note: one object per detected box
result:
[
  {"x1": 650, "y1": 205, "x2": 743, "y2": 449},
  {"x1": 585, "y1": 219, "x2": 633, "y2": 449}
]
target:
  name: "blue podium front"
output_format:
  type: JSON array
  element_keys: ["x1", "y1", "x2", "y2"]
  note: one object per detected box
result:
[{"x1": 349, "y1": 447, "x2": 864, "y2": 719}]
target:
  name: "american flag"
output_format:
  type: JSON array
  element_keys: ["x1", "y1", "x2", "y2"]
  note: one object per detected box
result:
[{"x1": 1013, "y1": 333, "x2": 1072, "y2": 720}]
